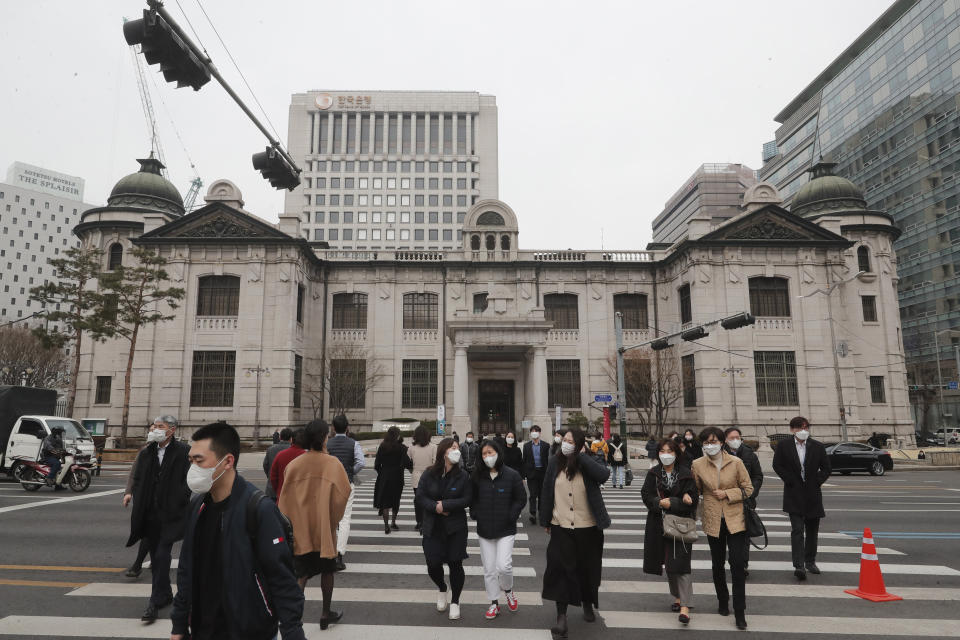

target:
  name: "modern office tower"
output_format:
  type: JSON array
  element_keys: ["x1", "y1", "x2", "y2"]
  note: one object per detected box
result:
[
  {"x1": 0, "y1": 162, "x2": 93, "y2": 328},
  {"x1": 758, "y1": 0, "x2": 960, "y2": 382},
  {"x1": 652, "y1": 163, "x2": 758, "y2": 245},
  {"x1": 283, "y1": 91, "x2": 498, "y2": 250}
]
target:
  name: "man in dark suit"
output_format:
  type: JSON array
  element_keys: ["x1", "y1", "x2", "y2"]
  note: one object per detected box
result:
[
  {"x1": 521, "y1": 424, "x2": 551, "y2": 524},
  {"x1": 772, "y1": 416, "x2": 831, "y2": 581},
  {"x1": 724, "y1": 427, "x2": 763, "y2": 576},
  {"x1": 124, "y1": 415, "x2": 191, "y2": 622}
]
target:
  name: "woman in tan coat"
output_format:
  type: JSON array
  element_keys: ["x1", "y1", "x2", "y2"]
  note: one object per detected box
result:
[
  {"x1": 691, "y1": 426, "x2": 753, "y2": 632},
  {"x1": 279, "y1": 419, "x2": 351, "y2": 630}
]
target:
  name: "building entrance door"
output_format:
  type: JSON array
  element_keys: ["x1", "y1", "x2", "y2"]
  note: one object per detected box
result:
[{"x1": 478, "y1": 379, "x2": 514, "y2": 435}]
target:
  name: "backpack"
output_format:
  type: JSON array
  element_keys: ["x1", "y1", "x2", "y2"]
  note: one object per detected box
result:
[
  {"x1": 612, "y1": 443, "x2": 623, "y2": 462},
  {"x1": 246, "y1": 489, "x2": 295, "y2": 557}
]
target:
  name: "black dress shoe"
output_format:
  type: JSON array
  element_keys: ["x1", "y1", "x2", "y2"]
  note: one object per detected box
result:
[
  {"x1": 551, "y1": 613, "x2": 568, "y2": 638},
  {"x1": 125, "y1": 566, "x2": 142, "y2": 578},
  {"x1": 718, "y1": 602, "x2": 730, "y2": 616},
  {"x1": 335, "y1": 554, "x2": 346, "y2": 572},
  {"x1": 671, "y1": 602, "x2": 681, "y2": 612},
  {"x1": 735, "y1": 611, "x2": 748, "y2": 630},
  {"x1": 391, "y1": 522, "x2": 399, "y2": 531},
  {"x1": 320, "y1": 610, "x2": 343, "y2": 630},
  {"x1": 582, "y1": 603, "x2": 596, "y2": 622},
  {"x1": 794, "y1": 568, "x2": 807, "y2": 581},
  {"x1": 805, "y1": 562, "x2": 821, "y2": 574},
  {"x1": 529, "y1": 515, "x2": 537, "y2": 524},
  {"x1": 141, "y1": 602, "x2": 158, "y2": 623}
]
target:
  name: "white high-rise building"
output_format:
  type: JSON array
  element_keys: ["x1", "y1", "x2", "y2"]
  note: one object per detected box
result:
[
  {"x1": 282, "y1": 91, "x2": 498, "y2": 250},
  {"x1": 0, "y1": 162, "x2": 94, "y2": 328}
]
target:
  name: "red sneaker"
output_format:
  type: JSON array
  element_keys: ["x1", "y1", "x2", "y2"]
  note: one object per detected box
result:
[
  {"x1": 505, "y1": 591, "x2": 519, "y2": 612},
  {"x1": 485, "y1": 604, "x2": 500, "y2": 620}
]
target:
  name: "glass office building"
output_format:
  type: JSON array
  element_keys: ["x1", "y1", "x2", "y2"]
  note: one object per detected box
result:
[{"x1": 760, "y1": 0, "x2": 960, "y2": 388}]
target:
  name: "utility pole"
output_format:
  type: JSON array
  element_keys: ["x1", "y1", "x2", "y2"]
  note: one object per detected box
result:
[
  {"x1": 244, "y1": 366, "x2": 270, "y2": 447},
  {"x1": 825, "y1": 290, "x2": 848, "y2": 442},
  {"x1": 722, "y1": 367, "x2": 747, "y2": 424},
  {"x1": 615, "y1": 312, "x2": 627, "y2": 442}
]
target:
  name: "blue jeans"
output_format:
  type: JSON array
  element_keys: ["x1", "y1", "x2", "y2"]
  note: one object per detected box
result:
[
  {"x1": 43, "y1": 456, "x2": 62, "y2": 483},
  {"x1": 611, "y1": 465, "x2": 625, "y2": 487}
]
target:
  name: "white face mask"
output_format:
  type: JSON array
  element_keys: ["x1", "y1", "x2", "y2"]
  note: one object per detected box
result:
[
  {"x1": 554, "y1": 435, "x2": 562, "y2": 444},
  {"x1": 795, "y1": 429, "x2": 810, "y2": 441},
  {"x1": 726, "y1": 439, "x2": 742, "y2": 451},
  {"x1": 659, "y1": 453, "x2": 676, "y2": 466},
  {"x1": 560, "y1": 441, "x2": 576, "y2": 456},
  {"x1": 465, "y1": 437, "x2": 473, "y2": 444},
  {"x1": 505, "y1": 437, "x2": 515, "y2": 445},
  {"x1": 484, "y1": 454, "x2": 498, "y2": 468},
  {"x1": 186, "y1": 457, "x2": 227, "y2": 495},
  {"x1": 530, "y1": 431, "x2": 540, "y2": 440},
  {"x1": 685, "y1": 434, "x2": 694, "y2": 441},
  {"x1": 146, "y1": 429, "x2": 166, "y2": 444},
  {"x1": 447, "y1": 448, "x2": 462, "y2": 464},
  {"x1": 703, "y1": 443, "x2": 723, "y2": 457}
]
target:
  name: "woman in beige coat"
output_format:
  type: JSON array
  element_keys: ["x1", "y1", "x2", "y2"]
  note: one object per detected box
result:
[
  {"x1": 691, "y1": 426, "x2": 753, "y2": 632},
  {"x1": 279, "y1": 419, "x2": 351, "y2": 629},
  {"x1": 407, "y1": 425, "x2": 437, "y2": 532}
]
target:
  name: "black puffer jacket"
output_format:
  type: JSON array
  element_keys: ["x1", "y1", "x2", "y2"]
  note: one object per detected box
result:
[
  {"x1": 416, "y1": 466, "x2": 473, "y2": 538},
  {"x1": 470, "y1": 465, "x2": 526, "y2": 539},
  {"x1": 728, "y1": 442, "x2": 763, "y2": 503}
]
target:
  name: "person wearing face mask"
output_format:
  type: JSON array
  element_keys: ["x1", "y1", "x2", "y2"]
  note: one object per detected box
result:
[
  {"x1": 550, "y1": 430, "x2": 564, "y2": 456},
  {"x1": 171, "y1": 422, "x2": 306, "y2": 640},
  {"x1": 522, "y1": 425, "x2": 551, "y2": 525},
  {"x1": 502, "y1": 431, "x2": 523, "y2": 475},
  {"x1": 724, "y1": 427, "x2": 763, "y2": 576},
  {"x1": 470, "y1": 439, "x2": 527, "y2": 619},
  {"x1": 682, "y1": 429, "x2": 703, "y2": 460},
  {"x1": 278, "y1": 419, "x2": 351, "y2": 629},
  {"x1": 691, "y1": 426, "x2": 753, "y2": 631},
  {"x1": 416, "y1": 438, "x2": 474, "y2": 621},
  {"x1": 460, "y1": 431, "x2": 481, "y2": 474},
  {"x1": 641, "y1": 438, "x2": 698, "y2": 625},
  {"x1": 540, "y1": 428, "x2": 611, "y2": 639},
  {"x1": 772, "y1": 416, "x2": 831, "y2": 581},
  {"x1": 126, "y1": 415, "x2": 190, "y2": 624}
]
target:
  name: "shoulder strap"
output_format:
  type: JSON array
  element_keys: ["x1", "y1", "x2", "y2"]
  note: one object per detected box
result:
[{"x1": 246, "y1": 489, "x2": 268, "y2": 541}]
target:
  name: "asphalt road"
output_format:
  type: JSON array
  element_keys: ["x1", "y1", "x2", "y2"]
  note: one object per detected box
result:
[{"x1": 0, "y1": 457, "x2": 958, "y2": 639}]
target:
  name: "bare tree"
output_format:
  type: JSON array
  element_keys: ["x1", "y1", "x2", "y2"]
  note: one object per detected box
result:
[
  {"x1": 0, "y1": 326, "x2": 70, "y2": 389},
  {"x1": 305, "y1": 343, "x2": 384, "y2": 419},
  {"x1": 607, "y1": 346, "x2": 684, "y2": 439}
]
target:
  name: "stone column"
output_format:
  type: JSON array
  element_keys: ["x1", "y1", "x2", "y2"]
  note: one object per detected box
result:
[
  {"x1": 453, "y1": 345, "x2": 470, "y2": 431},
  {"x1": 533, "y1": 346, "x2": 548, "y2": 420}
]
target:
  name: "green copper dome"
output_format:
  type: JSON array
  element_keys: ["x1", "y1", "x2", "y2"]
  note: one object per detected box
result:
[
  {"x1": 790, "y1": 162, "x2": 867, "y2": 218},
  {"x1": 108, "y1": 156, "x2": 185, "y2": 216}
]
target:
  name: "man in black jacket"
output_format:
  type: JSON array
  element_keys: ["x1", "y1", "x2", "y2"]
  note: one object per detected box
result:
[
  {"x1": 772, "y1": 416, "x2": 831, "y2": 581},
  {"x1": 460, "y1": 431, "x2": 481, "y2": 473},
  {"x1": 171, "y1": 422, "x2": 305, "y2": 640},
  {"x1": 724, "y1": 427, "x2": 763, "y2": 575},
  {"x1": 40, "y1": 426, "x2": 66, "y2": 489},
  {"x1": 521, "y1": 425, "x2": 551, "y2": 524},
  {"x1": 262, "y1": 427, "x2": 293, "y2": 501},
  {"x1": 125, "y1": 415, "x2": 190, "y2": 623}
]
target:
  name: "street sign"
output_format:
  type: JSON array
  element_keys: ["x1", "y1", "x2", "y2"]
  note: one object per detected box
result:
[
  {"x1": 594, "y1": 393, "x2": 613, "y2": 403},
  {"x1": 437, "y1": 419, "x2": 445, "y2": 435},
  {"x1": 950, "y1": 381, "x2": 959, "y2": 390},
  {"x1": 437, "y1": 404, "x2": 445, "y2": 421}
]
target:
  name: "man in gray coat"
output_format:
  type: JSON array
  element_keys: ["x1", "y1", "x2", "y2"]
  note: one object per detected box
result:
[{"x1": 263, "y1": 428, "x2": 294, "y2": 500}]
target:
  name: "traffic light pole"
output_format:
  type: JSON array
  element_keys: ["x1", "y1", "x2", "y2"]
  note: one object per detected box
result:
[
  {"x1": 149, "y1": 1, "x2": 300, "y2": 175},
  {"x1": 615, "y1": 312, "x2": 628, "y2": 441}
]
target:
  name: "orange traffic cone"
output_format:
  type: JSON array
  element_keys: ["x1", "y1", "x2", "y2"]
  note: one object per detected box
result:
[{"x1": 843, "y1": 527, "x2": 902, "y2": 602}]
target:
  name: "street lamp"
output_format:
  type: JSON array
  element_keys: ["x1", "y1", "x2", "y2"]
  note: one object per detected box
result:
[
  {"x1": 244, "y1": 366, "x2": 271, "y2": 447},
  {"x1": 799, "y1": 270, "x2": 865, "y2": 442}
]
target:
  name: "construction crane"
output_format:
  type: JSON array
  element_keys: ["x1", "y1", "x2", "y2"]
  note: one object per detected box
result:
[{"x1": 124, "y1": 17, "x2": 204, "y2": 211}]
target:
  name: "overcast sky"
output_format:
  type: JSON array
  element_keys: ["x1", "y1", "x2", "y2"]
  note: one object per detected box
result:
[{"x1": 2, "y1": 0, "x2": 892, "y2": 249}]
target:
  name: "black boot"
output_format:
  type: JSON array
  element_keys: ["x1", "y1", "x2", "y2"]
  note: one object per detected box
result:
[
  {"x1": 583, "y1": 602, "x2": 596, "y2": 622},
  {"x1": 335, "y1": 553, "x2": 346, "y2": 571},
  {"x1": 735, "y1": 610, "x2": 748, "y2": 630},
  {"x1": 550, "y1": 614, "x2": 568, "y2": 638},
  {"x1": 718, "y1": 600, "x2": 730, "y2": 616}
]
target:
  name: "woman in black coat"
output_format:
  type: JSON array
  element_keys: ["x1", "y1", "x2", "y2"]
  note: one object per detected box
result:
[
  {"x1": 540, "y1": 428, "x2": 611, "y2": 639},
  {"x1": 682, "y1": 429, "x2": 703, "y2": 460},
  {"x1": 373, "y1": 426, "x2": 412, "y2": 533},
  {"x1": 417, "y1": 438, "x2": 473, "y2": 621},
  {"x1": 471, "y1": 439, "x2": 526, "y2": 618},
  {"x1": 641, "y1": 438, "x2": 698, "y2": 625},
  {"x1": 502, "y1": 431, "x2": 524, "y2": 475}
]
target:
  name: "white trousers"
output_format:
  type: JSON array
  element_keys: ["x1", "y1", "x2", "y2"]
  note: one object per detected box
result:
[
  {"x1": 477, "y1": 534, "x2": 515, "y2": 601},
  {"x1": 336, "y1": 483, "x2": 355, "y2": 555}
]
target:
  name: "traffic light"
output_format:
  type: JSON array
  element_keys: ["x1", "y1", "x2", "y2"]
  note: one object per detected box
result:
[
  {"x1": 123, "y1": 9, "x2": 210, "y2": 91},
  {"x1": 681, "y1": 326, "x2": 708, "y2": 341},
  {"x1": 721, "y1": 311, "x2": 756, "y2": 330},
  {"x1": 651, "y1": 338, "x2": 670, "y2": 350},
  {"x1": 252, "y1": 147, "x2": 301, "y2": 190},
  {"x1": 609, "y1": 404, "x2": 617, "y2": 421}
]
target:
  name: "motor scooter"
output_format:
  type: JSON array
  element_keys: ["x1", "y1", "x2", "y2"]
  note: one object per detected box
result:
[{"x1": 13, "y1": 449, "x2": 92, "y2": 492}]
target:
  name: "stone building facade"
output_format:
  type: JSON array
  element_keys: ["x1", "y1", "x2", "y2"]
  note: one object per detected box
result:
[{"x1": 72, "y1": 159, "x2": 913, "y2": 442}]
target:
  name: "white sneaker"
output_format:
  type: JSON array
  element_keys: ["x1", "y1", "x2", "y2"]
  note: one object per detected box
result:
[
  {"x1": 437, "y1": 592, "x2": 448, "y2": 612},
  {"x1": 448, "y1": 603, "x2": 460, "y2": 620}
]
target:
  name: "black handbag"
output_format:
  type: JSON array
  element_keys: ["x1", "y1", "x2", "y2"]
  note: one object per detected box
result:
[{"x1": 741, "y1": 488, "x2": 767, "y2": 550}]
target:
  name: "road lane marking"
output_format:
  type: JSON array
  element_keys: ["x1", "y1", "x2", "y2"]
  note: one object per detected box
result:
[
  {"x1": 600, "y1": 558, "x2": 960, "y2": 575},
  {"x1": 0, "y1": 579, "x2": 88, "y2": 588},
  {"x1": 0, "y1": 488, "x2": 124, "y2": 513},
  {"x1": 0, "y1": 565, "x2": 124, "y2": 573},
  {"x1": 600, "y1": 581, "x2": 960, "y2": 600},
  {"x1": 344, "y1": 544, "x2": 531, "y2": 555}
]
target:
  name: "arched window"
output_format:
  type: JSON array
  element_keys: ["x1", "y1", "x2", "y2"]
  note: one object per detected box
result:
[
  {"x1": 485, "y1": 234, "x2": 496, "y2": 250},
  {"x1": 197, "y1": 275, "x2": 241, "y2": 316},
  {"x1": 108, "y1": 243, "x2": 123, "y2": 271},
  {"x1": 403, "y1": 292, "x2": 438, "y2": 329},
  {"x1": 500, "y1": 235, "x2": 511, "y2": 250},
  {"x1": 332, "y1": 292, "x2": 368, "y2": 329},
  {"x1": 748, "y1": 277, "x2": 790, "y2": 317},
  {"x1": 471, "y1": 234, "x2": 481, "y2": 250},
  {"x1": 544, "y1": 293, "x2": 579, "y2": 329},
  {"x1": 477, "y1": 211, "x2": 505, "y2": 226},
  {"x1": 857, "y1": 246, "x2": 871, "y2": 273}
]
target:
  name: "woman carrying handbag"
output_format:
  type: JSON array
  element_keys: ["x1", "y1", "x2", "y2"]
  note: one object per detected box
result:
[{"x1": 641, "y1": 438, "x2": 698, "y2": 625}]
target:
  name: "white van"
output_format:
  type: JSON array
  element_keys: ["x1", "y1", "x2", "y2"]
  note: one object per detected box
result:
[{"x1": 1, "y1": 416, "x2": 96, "y2": 477}]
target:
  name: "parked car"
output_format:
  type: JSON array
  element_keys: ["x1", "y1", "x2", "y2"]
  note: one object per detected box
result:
[
  {"x1": 916, "y1": 430, "x2": 938, "y2": 447},
  {"x1": 826, "y1": 442, "x2": 894, "y2": 476},
  {"x1": 935, "y1": 428, "x2": 960, "y2": 446}
]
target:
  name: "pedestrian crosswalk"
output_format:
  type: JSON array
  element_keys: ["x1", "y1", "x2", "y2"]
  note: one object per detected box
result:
[{"x1": 2, "y1": 465, "x2": 959, "y2": 639}]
